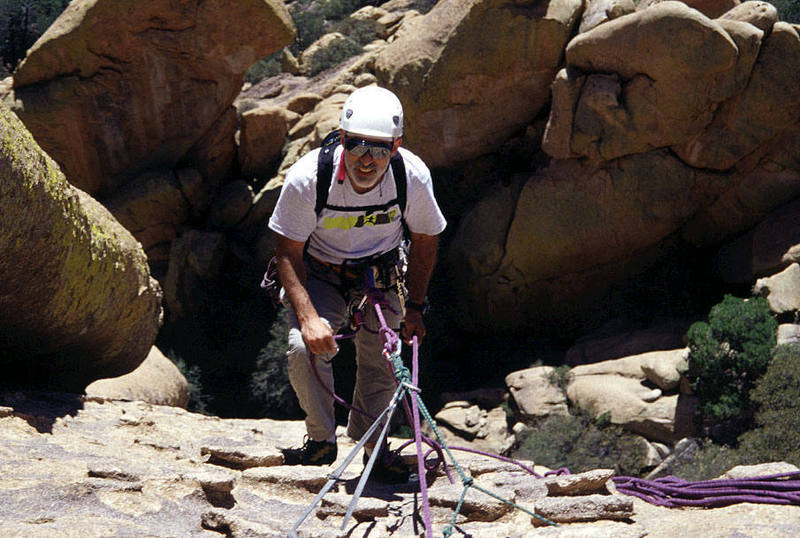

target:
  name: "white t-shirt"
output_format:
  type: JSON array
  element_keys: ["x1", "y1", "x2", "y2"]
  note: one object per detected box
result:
[{"x1": 269, "y1": 145, "x2": 447, "y2": 264}]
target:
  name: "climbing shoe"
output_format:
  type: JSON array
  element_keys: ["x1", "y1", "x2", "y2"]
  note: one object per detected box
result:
[
  {"x1": 282, "y1": 438, "x2": 337, "y2": 466},
  {"x1": 363, "y1": 446, "x2": 412, "y2": 484}
]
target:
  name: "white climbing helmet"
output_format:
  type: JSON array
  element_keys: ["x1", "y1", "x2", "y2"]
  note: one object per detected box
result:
[{"x1": 339, "y1": 86, "x2": 403, "y2": 140}]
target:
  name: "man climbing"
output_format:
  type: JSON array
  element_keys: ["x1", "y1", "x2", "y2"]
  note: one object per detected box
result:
[{"x1": 268, "y1": 86, "x2": 447, "y2": 484}]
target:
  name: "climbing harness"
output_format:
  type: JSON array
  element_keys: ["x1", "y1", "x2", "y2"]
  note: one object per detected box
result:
[{"x1": 288, "y1": 269, "x2": 559, "y2": 537}]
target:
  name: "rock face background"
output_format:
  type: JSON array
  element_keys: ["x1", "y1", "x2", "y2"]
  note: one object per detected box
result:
[
  {"x1": 0, "y1": 0, "x2": 295, "y2": 402},
  {"x1": 1, "y1": 0, "x2": 799, "y2": 433},
  {"x1": 448, "y1": 0, "x2": 800, "y2": 333},
  {"x1": 1, "y1": 0, "x2": 800, "y2": 532}
]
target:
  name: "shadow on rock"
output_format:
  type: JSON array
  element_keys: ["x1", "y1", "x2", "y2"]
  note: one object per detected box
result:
[{"x1": 0, "y1": 391, "x2": 83, "y2": 433}]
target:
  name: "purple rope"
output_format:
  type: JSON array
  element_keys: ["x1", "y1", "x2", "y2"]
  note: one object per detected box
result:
[
  {"x1": 613, "y1": 472, "x2": 800, "y2": 508},
  {"x1": 441, "y1": 446, "x2": 542, "y2": 477},
  {"x1": 309, "y1": 352, "x2": 375, "y2": 421},
  {"x1": 410, "y1": 336, "x2": 433, "y2": 538}
]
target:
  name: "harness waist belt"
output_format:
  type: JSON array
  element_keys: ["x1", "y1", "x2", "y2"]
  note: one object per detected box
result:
[{"x1": 307, "y1": 249, "x2": 401, "y2": 288}]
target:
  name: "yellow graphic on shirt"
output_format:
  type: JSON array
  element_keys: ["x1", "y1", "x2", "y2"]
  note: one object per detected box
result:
[{"x1": 323, "y1": 209, "x2": 399, "y2": 230}]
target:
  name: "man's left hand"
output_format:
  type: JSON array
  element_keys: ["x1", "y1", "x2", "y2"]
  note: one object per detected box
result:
[{"x1": 401, "y1": 309, "x2": 425, "y2": 344}]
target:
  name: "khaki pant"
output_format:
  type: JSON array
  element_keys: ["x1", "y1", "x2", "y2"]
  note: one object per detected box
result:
[{"x1": 284, "y1": 269, "x2": 402, "y2": 444}]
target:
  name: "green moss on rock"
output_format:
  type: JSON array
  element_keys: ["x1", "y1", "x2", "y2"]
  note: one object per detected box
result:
[{"x1": 0, "y1": 101, "x2": 163, "y2": 391}]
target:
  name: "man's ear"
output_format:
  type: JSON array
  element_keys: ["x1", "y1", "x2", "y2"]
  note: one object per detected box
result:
[{"x1": 391, "y1": 137, "x2": 402, "y2": 156}]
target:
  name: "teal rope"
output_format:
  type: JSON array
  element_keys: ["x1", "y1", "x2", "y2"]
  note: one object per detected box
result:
[
  {"x1": 444, "y1": 480, "x2": 473, "y2": 537},
  {"x1": 470, "y1": 481, "x2": 558, "y2": 526}
]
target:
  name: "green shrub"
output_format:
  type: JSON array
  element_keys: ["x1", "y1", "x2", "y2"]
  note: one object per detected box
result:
[
  {"x1": 250, "y1": 308, "x2": 302, "y2": 419},
  {"x1": 686, "y1": 295, "x2": 776, "y2": 431},
  {"x1": 245, "y1": 52, "x2": 281, "y2": 84},
  {"x1": 168, "y1": 352, "x2": 213, "y2": 415},
  {"x1": 292, "y1": 10, "x2": 327, "y2": 51},
  {"x1": 307, "y1": 37, "x2": 363, "y2": 76},
  {"x1": 668, "y1": 440, "x2": 748, "y2": 481},
  {"x1": 772, "y1": 0, "x2": 800, "y2": 22},
  {"x1": 330, "y1": 17, "x2": 378, "y2": 46},
  {"x1": 653, "y1": 344, "x2": 800, "y2": 480},
  {"x1": 737, "y1": 343, "x2": 800, "y2": 465},
  {"x1": 546, "y1": 365, "x2": 572, "y2": 393},
  {"x1": 513, "y1": 412, "x2": 648, "y2": 476}
]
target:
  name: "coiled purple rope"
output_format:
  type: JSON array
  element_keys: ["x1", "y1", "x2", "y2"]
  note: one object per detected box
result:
[{"x1": 613, "y1": 472, "x2": 800, "y2": 507}]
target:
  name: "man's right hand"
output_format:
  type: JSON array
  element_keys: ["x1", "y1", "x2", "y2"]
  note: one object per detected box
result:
[
  {"x1": 275, "y1": 234, "x2": 338, "y2": 356},
  {"x1": 301, "y1": 316, "x2": 338, "y2": 355}
]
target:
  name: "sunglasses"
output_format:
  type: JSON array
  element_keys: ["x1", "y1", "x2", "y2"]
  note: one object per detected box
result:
[{"x1": 343, "y1": 137, "x2": 393, "y2": 160}]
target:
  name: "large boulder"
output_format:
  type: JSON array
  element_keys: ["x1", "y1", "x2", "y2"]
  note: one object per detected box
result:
[
  {"x1": 505, "y1": 366, "x2": 569, "y2": 419},
  {"x1": 85, "y1": 346, "x2": 189, "y2": 408},
  {"x1": 0, "y1": 103, "x2": 163, "y2": 391},
  {"x1": 675, "y1": 21, "x2": 800, "y2": 170},
  {"x1": 450, "y1": 2, "x2": 800, "y2": 333},
  {"x1": 546, "y1": 2, "x2": 752, "y2": 162},
  {"x1": 569, "y1": 348, "x2": 690, "y2": 391},
  {"x1": 566, "y1": 349, "x2": 696, "y2": 442},
  {"x1": 547, "y1": 3, "x2": 798, "y2": 172},
  {"x1": 238, "y1": 105, "x2": 291, "y2": 180},
  {"x1": 753, "y1": 263, "x2": 800, "y2": 316},
  {"x1": 375, "y1": 0, "x2": 583, "y2": 167},
  {"x1": 448, "y1": 151, "x2": 721, "y2": 331},
  {"x1": 7, "y1": 0, "x2": 294, "y2": 196}
]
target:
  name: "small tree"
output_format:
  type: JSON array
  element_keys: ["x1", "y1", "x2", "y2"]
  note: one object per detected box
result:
[
  {"x1": 0, "y1": 0, "x2": 69, "y2": 74},
  {"x1": 514, "y1": 412, "x2": 648, "y2": 476},
  {"x1": 250, "y1": 308, "x2": 302, "y2": 419},
  {"x1": 738, "y1": 344, "x2": 800, "y2": 465},
  {"x1": 686, "y1": 295, "x2": 776, "y2": 442},
  {"x1": 772, "y1": 0, "x2": 800, "y2": 23},
  {"x1": 168, "y1": 352, "x2": 213, "y2": 415}
]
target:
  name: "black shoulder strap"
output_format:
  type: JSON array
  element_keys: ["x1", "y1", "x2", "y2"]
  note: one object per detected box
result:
[
  {"x1": 315, "y1": 130, "x2": 341, "y2": 215},
  {"x1": 390, "y1": 154, "x2": 406, "y2": 216}
]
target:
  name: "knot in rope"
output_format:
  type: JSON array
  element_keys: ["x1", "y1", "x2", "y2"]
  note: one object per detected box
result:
[{"x1": 394, "y1": 363, "x2": 412, "y2": 384}]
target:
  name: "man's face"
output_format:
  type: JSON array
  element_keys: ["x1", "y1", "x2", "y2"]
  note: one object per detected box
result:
[{"x1": 341, "y1": 131, "x2": 401, "y2": 193}]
